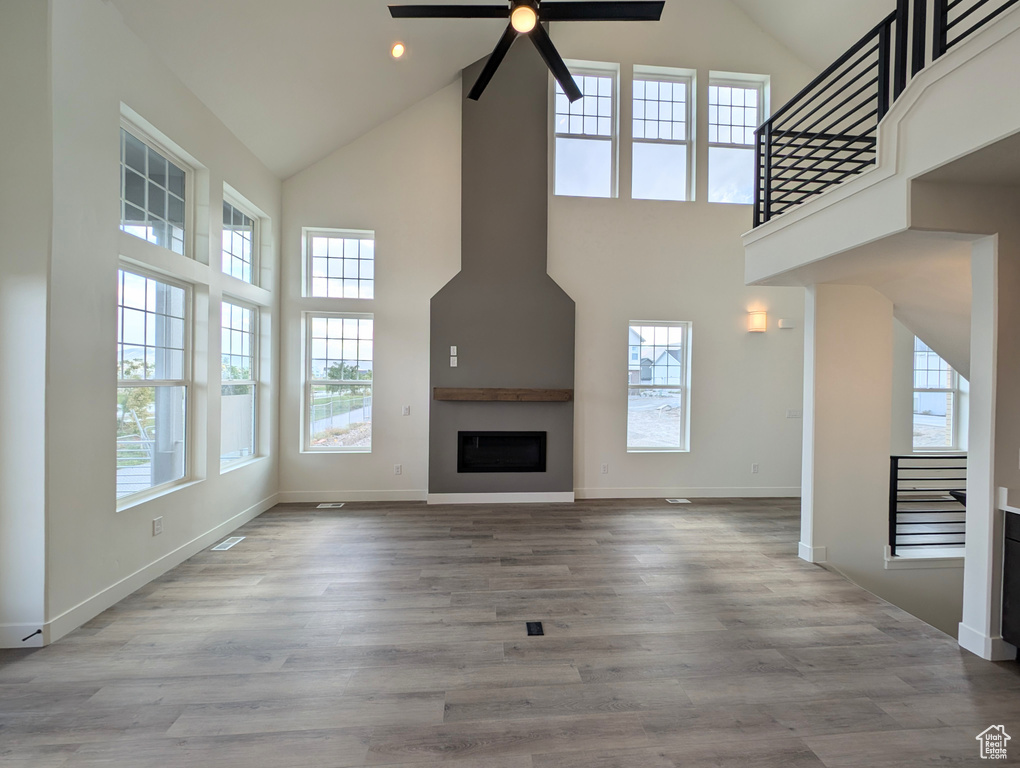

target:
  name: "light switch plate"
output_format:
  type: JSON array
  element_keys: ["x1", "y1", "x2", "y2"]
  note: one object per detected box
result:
[
  {"x1": 450, "y1": 356, "x2": 458, "y2": 367},
  {"x1": 450, "y1": 346, "x2": 457, "y2": 356}
]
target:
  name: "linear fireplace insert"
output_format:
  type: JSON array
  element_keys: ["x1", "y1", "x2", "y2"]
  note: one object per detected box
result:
[{"x1": 457, "y1": 431, "x2": 547, "y2": 473}]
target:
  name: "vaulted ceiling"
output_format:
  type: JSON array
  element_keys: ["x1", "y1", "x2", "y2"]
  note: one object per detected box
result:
[{"x1": 108, "y1": 0, "x2": 894, "y2": 178}]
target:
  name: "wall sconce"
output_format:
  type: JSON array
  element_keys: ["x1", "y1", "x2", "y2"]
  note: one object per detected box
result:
[{"x1": 748, "y1": 310, "x2": 767, "y2": 333}]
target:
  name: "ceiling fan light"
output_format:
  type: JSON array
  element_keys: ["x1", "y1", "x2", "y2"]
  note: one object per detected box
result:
[{"x1": 511, "y1": 5, "x2": 537, "y2": 33}]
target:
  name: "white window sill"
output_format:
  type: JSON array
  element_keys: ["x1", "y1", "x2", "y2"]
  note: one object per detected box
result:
[
  {"x1": 884, "y1": 544, "x2": 964, "y2": 569},
  {"x1": 300, "y1": 447, "x2": 372, "y2": 455},
  {"x1": 117, "y1": 478, "x2": 204, "y2": 512},
  {"x1": 627, "y1": 448, "x2": 690, "y2": 454},
  {"x1": 220, "y1": 455, "x2": 268, "y2": 475}
]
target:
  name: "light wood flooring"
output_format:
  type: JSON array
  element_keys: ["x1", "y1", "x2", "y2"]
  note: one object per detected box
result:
[{"x1": 2, "y1": 498, "x2": 1019, "y2": 767}]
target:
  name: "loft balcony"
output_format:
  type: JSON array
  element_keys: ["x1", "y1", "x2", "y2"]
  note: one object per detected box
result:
[{"x1": 743, "y1": 0, "x2": 1020, "y2": 287}]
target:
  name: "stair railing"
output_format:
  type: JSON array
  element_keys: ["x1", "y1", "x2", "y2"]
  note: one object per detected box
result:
[{"x1": 889, "y1": 454, "x2": 967, "y2": 556}]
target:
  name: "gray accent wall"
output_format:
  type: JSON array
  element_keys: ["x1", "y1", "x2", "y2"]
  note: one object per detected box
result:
[{"x1": 429, "y1": 39, "x2": 576, "y2": 494}]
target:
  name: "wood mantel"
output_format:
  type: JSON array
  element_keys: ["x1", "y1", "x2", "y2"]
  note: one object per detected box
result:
[{"x1": 433, "y1": 387, "x2": 573, "y2": 402}]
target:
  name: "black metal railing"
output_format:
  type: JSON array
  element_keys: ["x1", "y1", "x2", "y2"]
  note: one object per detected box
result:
[
  {"x1": 888, "y1": 454, "x2": 967, "y2": 556},
  {"x1": 754, "y1": 0, "x2": 1020, "y2": 226}
]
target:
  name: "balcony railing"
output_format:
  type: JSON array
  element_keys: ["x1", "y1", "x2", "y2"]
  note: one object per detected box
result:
[
  {"x1": 754, "y1": 0, "x2": 1020, "y2": 226},
  {"x1": 888, "y1": 454, "x2": 967, "y2": 556}
]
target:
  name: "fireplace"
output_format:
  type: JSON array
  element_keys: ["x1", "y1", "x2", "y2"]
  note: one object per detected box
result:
[
  {"x1": 427, "y1": 44, "x2": 574, "y2": 501},
  {"x1": 458, "y1": 431, "x2": 547, "y2": 473}
]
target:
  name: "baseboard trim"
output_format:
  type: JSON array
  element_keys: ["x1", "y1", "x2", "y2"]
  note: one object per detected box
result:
[
  {"x1": 277, "y1": 490, "x2": 427, "y2": 503},
  {"x1": 40, "y1": 493, "x2": 277, "y2": 646},
  {"x1": 958, "y1": 621, "x2": 1018, "y2": 660},
  {"x1": 575, "y1": 486, "x2": 801, "y2": 499},
  {"x1": 799, "y1": 542, "x2": 827, "y2": 563},
  {"x1": 427, "y1": 492, "x2": 575, "y2": 505},
  {"x1": 0, "y1": 623, "x2": 45, "y2": 648}
]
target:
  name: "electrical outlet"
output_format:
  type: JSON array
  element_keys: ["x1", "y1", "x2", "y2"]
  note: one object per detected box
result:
[
  {"x1": 402, "y1": 405, "x2": 410, "y2": 416},
  {"x1": 394, "y1": 464, "x2": 402, "y2": 475},
  {"x1": 152, "y1": 517, "x2": 163, "y2": 536},
  {"x1": 450, "y1": 346, "x2": 457, "y2": 356},
  {"x1": 786, "y1": 409, "x2": 802, "y2": 419},
  {"x1": 450, "y1": 356, "x2": 458, "y2": 368},
  {"x1": 601, "y1": 463, "x2": 609, "y2": 475},
  {"x1": 751, "y1": 463, "x2": 759, "y2": 474}
]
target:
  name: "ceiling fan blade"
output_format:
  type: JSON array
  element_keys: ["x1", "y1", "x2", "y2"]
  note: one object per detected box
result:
[
  {"x1": 529, "y1": 23, "x2": 582, "y2": 102},
  {"x1": 467, "y1": 24, "x2": 519, "y2": 101},
  {"x1": 389, "y1": 5, "x2": 509, "y2": 18},
  {"x1": 540, "y1": 1, "x2": 664, "y2": 21}
]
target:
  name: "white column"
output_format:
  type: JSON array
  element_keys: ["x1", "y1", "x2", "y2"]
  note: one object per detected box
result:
[
  {"x1": 960, "y1": 236, "x2": 1017, "y2": 660},
  {"x1": 799, "y1": 286, "x2": 823, "y2": 562}
]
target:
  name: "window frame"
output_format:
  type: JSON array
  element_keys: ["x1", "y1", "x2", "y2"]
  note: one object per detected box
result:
[
  {"x1": 221, "y1": 194, "x2": 260, "y2": 287},
  {"x1": 116, "y1": 265, "x2": 193, "y2": 505},
  {"x1": 302, "y1": 228, "x2": 376, "y2": 300},
  {"x1": 707, "y1": 73, "x2": 767, "y2": 205},
  {"x1": 912, "y1": 338, "x2": 961, "y2": 451},
  {"x1": 626, "y1": 320, "x2": 693, "y2": 453},
  {"x1": 220, "y1": 298, "x2": 259, "y2": 468},
  {"x1": 631, "y1": 68, "x2": 695, "y2": 202},
  {"x1": 119, "y1": 118, "x2": 194, "y2": 259},
  {"x1": 303, "y1": 311, "x2": 374, "y2": 453},
  {"x1": 552, "y1": 63, "x2": 620, "y2": 199}
]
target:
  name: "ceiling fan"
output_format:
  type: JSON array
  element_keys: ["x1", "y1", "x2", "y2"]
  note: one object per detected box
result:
[{"x1": 388, "y1": 1, "x2": 665, "y2": 102}]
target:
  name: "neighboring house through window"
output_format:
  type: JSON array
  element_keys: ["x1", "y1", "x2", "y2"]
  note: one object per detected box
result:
[{"x1": 628, "y1": 322, "x2": 692, "y2": 451}]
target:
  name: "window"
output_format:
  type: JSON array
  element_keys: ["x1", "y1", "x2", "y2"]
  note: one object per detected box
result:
[
  {"x1": 306, "y1": 314, "x2": 373, "y2": 451},
  {"x1": 913, "y1": 337, "x2": 960, "y2": 450},
  {"x1": 120, "y1": 127, "x2": 187, "y2": 255},
  {"x1": 554, "y1": 69, "x2": 616, "y2": 198},
  {"x1": 221, "y1": 301, "x2": 257, "y2": 465},
  {"x1": 222, "y1": 200, "x2": 256, "y2": 284},
  {"x1": 707, "y1": 75, "x2": 765, "y2": 204},
  {"x1": 116, "y1": 268, "x2": 188, "y2": 499},
  {"x1": 632, "y1": 73, "x2": 693, "y2": 201},
  {"x1": 305, "y1": 230, "x2": 375, "y2": 299},
  {"x1": 627, "y1": 322, "x2": 691, "y2": 451}
]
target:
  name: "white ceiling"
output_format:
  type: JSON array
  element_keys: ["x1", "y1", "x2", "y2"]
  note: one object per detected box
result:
[
  {"x1": 109, "y1": 0, "x2": 891, "y2": 178},
  {"x1": 731, "y1": 0, "x2": 896, "y2": 70}
]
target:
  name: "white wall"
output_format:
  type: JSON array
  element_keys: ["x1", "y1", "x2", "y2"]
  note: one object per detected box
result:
[
  {"x1": 551, "y1": 0, "x2": 811, "y2": 497},
  {"x1": 279, "y1": 0, "x2": 813, "y2": 501},
  {"x1": 802, "y1": 285, "x2": 964, "y2": 635},
  {"x1": 0, "y1": 0, "x2": 51, "y2": 647},
  {"x1": 36, "y1": 0, "x2": 282, "y2": 643},
  {"x1": 279, "y1": 85, "x2": 462, "y2": 502}
]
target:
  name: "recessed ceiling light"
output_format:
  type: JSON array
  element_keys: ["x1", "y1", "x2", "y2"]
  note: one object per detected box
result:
[{"x1": 391, "y1": 42, "x2": 406, "y2": 58}]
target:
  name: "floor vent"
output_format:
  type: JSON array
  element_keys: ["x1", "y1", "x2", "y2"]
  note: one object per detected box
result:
[
  {"x1": 211, "y1": 537, "x2": 245, "y2": 551},
  {"x1": 665, "y1": 499, "x2": 691, "y2": 504},
  {"x1": 526, "y1": 621, "x2": 544, "y2": 636},
  {"x1": 316, "y1": 503, "x2": 346, "y2": 509}
]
